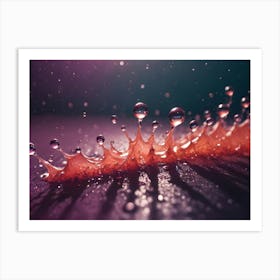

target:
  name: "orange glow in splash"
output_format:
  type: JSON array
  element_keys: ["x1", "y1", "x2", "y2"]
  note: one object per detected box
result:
[{"x1": 33, "y1": 119, "x2": 250, "y2": 183}]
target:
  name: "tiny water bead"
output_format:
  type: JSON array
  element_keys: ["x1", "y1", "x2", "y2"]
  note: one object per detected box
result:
[
  {"x1": 189, "y1": 120, "x2": 198, "y2": 132},
  {"x1": 217, "y1": 104, "x2": 230, "y2": 119},
  {"x1": 241, "y1": 97, "x2": 250, "y2": 109},
  {"x1": 225, "y1": 86, "x2": 234, "y2": 97},
  {"x1": 133, "y1": 102, "x2": 148, "y2": 122},
  {"x1": 152, "y1": 120, "x2": 159, "y2": 131},
  {"x1": 205, "y1": 117, "x2": 214, "y2": 127},
  {"x1": 204, "y1": 110, "x2": 211, "y2": 119},
  {"x1": 111, "y1": 114, "x2": 118, "y2": 124},
  {"x1": 234, "y1": 114, "x2": 242, "y2": 124},
  {"x1": 124, "y1": 202, "x2": 136, "y2": 213},
  {"x1": 75, "y1": 147, "x2": 81, "y2": 153},
  {"x1": 121, "y1": 125, "x2": 126, "y2": 132},
  {"x1": 168, "y1": 107, "x2": 185, "y2": 128},
  {"x1": 30, "y1": 143, "x2": 36, "y2": 155},
  {"x1": 96, "y1": 135, "x2": 105, "y2": 146},
  {"x1": 50, "y1": 138, "x2": 60, "y2": 150}
]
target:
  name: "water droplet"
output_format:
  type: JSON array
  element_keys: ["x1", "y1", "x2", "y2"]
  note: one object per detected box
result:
[
  {"x1": 154, "y1": 109, "x2": 160, "y2": 116},
  {"x1": 83, "y1": 101, "x2": 88, "y2": 107},
  {"x1": 111, "y1": 114, "x2": 118, "y2": 124},
  {"x1": 158, "y1": 194, "x2": 164, "y2": 201},
  {"x1": 208, "y1": 92, "x2": 214, "y2": 98},
  {"x1": 75, "y1": 147, "x2": 81, "y2": 153},
  {"x1": 152, "y1": 120, "x2": 159, "y2": 130},
  {"x1": 241, "y1": 97, "x2": 250, "y2": 108},
  {"x1": 124, "y1": 202, "x2": 136, "y2": 212},
  {"x1": 68, "y1": 102, "x2": 74, "y2": 109},
  {"x1": 121, "y1": 125, "x2": 126, "y2": 132},
  {"x1": 119, "y1": 61, "x2": 124, "y2": 66},
  {"x1": 140, "y1": 84, "x2": 145, "y2": 89},
  {"x1": 30, "y1": 143, "x2": 36, "y2": 155},
  {"x1": 189, "y1": 120, "x2": 198, "y2": 132},
  {"x1": 133, "y1": 102, "x2": 148, "y2": 122},
  {"x1": 82, "y1": 111, "x2": 87, "y2": 118},
  {"x1": 164, "y1": 92, "x2": 171, "y2": 98},
  {"x1": 217, "y1": 104, "x2": 230, "y2": 119},
  {"x1": 168, "y1": 107, "x2": 185, "y2": 128},
  {"x1": 206, "y1": 117, "x2": 214, "y2": 127},
  {"x1": 49, "y1": 138, "x2": 60, "y2": 149},
  {"x1": 204, "y1": 110, "x2": 211, "y2": 119},
  {"x1": 225, "y1": 85, "x2": 234, "y2": 96},
  {"x1": 40, "y1": 172, "x2": 49, "y2": 179},
  {"x1": 96, "y1": 135, "x2": 105, "y2": 146},
  {"x1": 234, "y1": 114, "x2": 242, "y2": 124},
  {"x1": 192, "y1": 68, "x2": 195, "y2": 72}
]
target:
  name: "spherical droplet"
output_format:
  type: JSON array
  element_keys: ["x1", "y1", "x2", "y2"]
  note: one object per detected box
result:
[
  {"x1": 225, "y1": 85, "x2": 234, "y2": 97},
  {"x1": 189, "y1": 120, "x2": 198, "y2": 132},
  {"x1": 49, "y1": 138, "x2": 60, "y2": 150},
  {"x1": 133, "y1": 102, "x2": 148, "y2": 122},
  {"x1": 168, "y1": 107, "x2": 185, "y2": 128},
  {"x1": 241, "y1": 97, "x2": 250, "y2": 109},
  {"x1": 40, "y1": 172, "x2": 49, "y2": 179},
  {"x1": 96, "y1": 135, "x2": 105, "y2": 146},
  {"x1": 119, "y1": 61, "x2": 124, "y2": 66},
  {"x1": 217, "y1": 104, "x2": 230, "y2": 119},
  {"x1": 234, "y1": 114, "x2": 242, "y2": 124},
  {"x1": 111, "y1": 114, "x2": 118, "y2": 124},
  {"x1": 121, "y1": 125, "x2": 126, "y2": 132},
  {"x1": 124, "y1": 202, "x2": 136, "y2": 212},
  {"x1": 30, "y1": 143, "x2": 36, "y2": 155},
  {"x1": 204, "y1": 110, "x2": 211, "y2": 119},
  {"x1": 152, "y1": 120, "x2": 159, "y2": 130},
  {"x1": 206, "y1": 117, "x2": 214, "y2": 127},
  {"x1": 75, "y1": 147, "x2": 81, "y2": 153}
]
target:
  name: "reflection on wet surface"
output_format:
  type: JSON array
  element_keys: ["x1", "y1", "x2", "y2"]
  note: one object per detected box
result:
[{"x1": 30, "y1": 156, "x2": 250, "y2": 220}]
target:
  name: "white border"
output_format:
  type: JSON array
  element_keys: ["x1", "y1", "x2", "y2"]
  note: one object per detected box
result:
[{"x1": 18, "y1": 49, "x2": 262, "y2": 232}]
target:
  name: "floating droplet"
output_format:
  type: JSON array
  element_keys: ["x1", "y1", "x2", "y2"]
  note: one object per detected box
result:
[
  {"x1": 152, "y1": 120, "x2": 159, "y2": 130},
  {"x1": 204, "y1": 110, "x2": 211, "y2": 119},
  {"x1": 140, "y1": 84, "x2": 145, "y2": 89},
  {"x1": 208, "y1": 92, "x2": 214, "y2": 98},
  {"x1": 133, "y1": 102, "x2": 148, "y2": 122},
  {"x1": 234, "y1": 114, "x2": 242, "y2": 124},
  {"x1": 225, "y1": 85, "x2": 234, "y2": 97},
  {"x1": 168, "y1": 107, "x2": 185, "y2": 128},
  {"x1": 121, "y1": 125, "x2": 126, "y2": 132},
  {"x1": 217, "y1": 104, "x2": 230, "y2": 119},
  {"x1": 124, "y1": 202, "x2": 136, "y2": 212},
  {"x1": 40, "y1": 172, "x2": 49, "y2": 179},
  {"x1": 241, "y1": 97, "x2": 250, "y2": 109},
  {"x1": 189, "y1": 120, "x2": 198, "y2": 132},
  {"x1": 75, "y1": 147, "x2": 81, "y2": 153},
  {"x1": 83, "y1": 101, "x2": 88, "y2": 107},
  {"x1": 111, "y1": 114, "x2": 118, "y2": 124},
  {"x1": 30, "y1": 143, "x2": 36, "y2": 155},
  {"x1": 164, "y1": 92, "x2": 171, "y2": 98},
  {"x1": 206, "y1": 117, "x2": 214, "y2": 127},
  {"x1": 154, "y1": 109, "x2": 160, "y2": 116},
  {"x1": 50, "y1": 138, "x2": 60, "y2": 149},
  {"x1": 68, "y1": 102, "x2": 74, "y2": 109},
  {"x1": 96, "y1": 135, "x2": 105, "y2": 146},
  {"x1": 119, "y1": 61, "x2": 124, "y2": 66}
]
